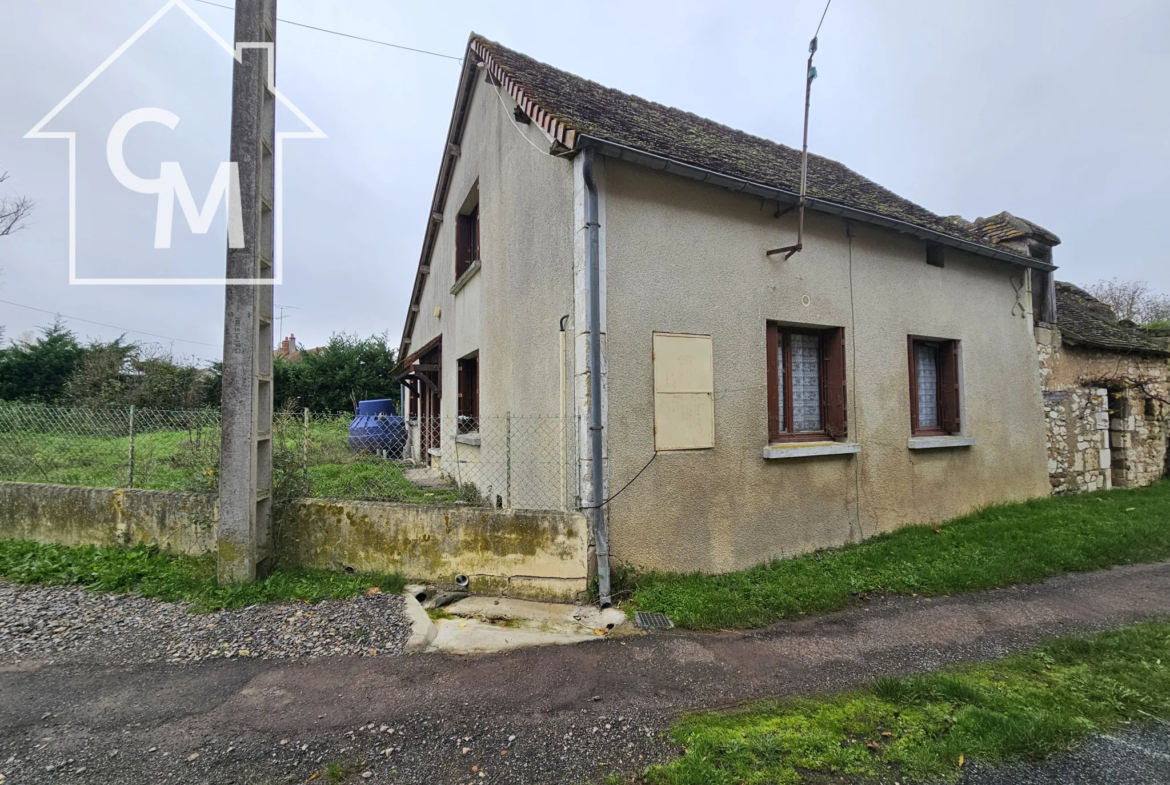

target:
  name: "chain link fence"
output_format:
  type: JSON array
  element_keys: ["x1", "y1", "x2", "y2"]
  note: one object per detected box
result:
[{"x1": 0, "y1": 403, "x2": 576, "y2": 510}]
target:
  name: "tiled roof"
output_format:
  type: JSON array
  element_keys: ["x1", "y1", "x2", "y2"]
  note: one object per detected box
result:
[
  {"x1": 1055, "y1": 282, "x2": 1170, "y2": 356},
  {"x1": 472, "y1": 36, "x2": 1047, "y2": 259}
]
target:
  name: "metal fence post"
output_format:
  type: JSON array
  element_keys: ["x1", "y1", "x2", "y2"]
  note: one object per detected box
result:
[
  {"x1": 127, "y1": 405, "x2": 135, "y2": 489},
  {"x1": 505, "y1": 411, "x2": 512, "y2": 510},
  {"x1": 303, "y1": 408, "x2": 310, "y2": 485}
]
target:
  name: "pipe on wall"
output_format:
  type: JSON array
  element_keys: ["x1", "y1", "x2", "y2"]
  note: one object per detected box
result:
[
  {"x1": 559, "y1": 314, "x2": 569, "y2": 514},
  {"x1": 582, "y1": 148, "x2": 611, "y2": 607}
]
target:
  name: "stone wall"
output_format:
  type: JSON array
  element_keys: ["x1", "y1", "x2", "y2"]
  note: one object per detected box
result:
[
  {"x1": 0, "y1": 483, "x2": 589, "y2": 601},
  {"x1": 1036, "y1": 325, "x2": 1169, "y2": 494}
]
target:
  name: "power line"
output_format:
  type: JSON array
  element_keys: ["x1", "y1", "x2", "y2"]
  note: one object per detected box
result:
[
  {"x1": 814, "y1": 0, "x2": 833, "y2": 38},
  {"x1": 0, "y1": 299, "x2": 220, "y2": 348},
  {"x1": 191, "y1": 0, "x2": 465, "y2": 62}
]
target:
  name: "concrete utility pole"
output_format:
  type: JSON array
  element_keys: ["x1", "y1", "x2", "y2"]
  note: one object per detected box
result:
[{"x1": 219, "y1": 0, "x2": 276, "y2": 583}]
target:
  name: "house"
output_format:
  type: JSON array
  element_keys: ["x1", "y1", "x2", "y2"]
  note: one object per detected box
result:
[
  {"x1": 393, "y1": 35, "x2": 1060, "y2": 594},
  {"x1": 1037, "y1": 283, "x2": 1170, "y2": 493}
]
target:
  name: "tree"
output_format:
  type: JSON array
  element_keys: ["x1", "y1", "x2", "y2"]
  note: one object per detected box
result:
[
  {"x1": 1085, "y1": 278, "x2": 1170, "y2": 326},
  {"x1": 0, "y1": 167, "x2": 34, "y2": 238},
  {"x1": 63, "y1": 339, "x2": 211, "y2": 410},
  {"x1": 275, "y1": 332, "x2": 399, "y2": 412},
  {"x1": 0, "y1": 320, "x2": 85, "y2": 402}
]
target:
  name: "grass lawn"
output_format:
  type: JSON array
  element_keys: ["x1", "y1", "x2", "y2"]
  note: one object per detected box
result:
[
  {"x1": 0, "y1": 539, "x2": 404, "y2": 612},
  {"x1": 635, "y1": 621, "x2": 1170, "y2": 784},
  {"x1": 0, "y1": 410, "x2": 454, "y2": 503},
  {"x1": 626, "y1": 480, "x2": 1170, "y2": 630}
]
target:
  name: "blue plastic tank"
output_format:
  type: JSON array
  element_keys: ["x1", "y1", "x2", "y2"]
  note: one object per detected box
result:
[{"x1": 348, "y1": 399, "x2": 407, "y2": 457}]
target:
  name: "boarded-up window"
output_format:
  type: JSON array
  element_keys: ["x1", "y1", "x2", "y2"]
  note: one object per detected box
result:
[
  {"x1": 908, "y1": 337, "x2": 960, "y2": 434},
  {"x1": 653, "y1": 333, "x2": 714, "y2": 451}
]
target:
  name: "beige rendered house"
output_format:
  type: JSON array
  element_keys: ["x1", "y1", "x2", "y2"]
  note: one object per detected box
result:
[{"x1": 394, "y1": 35, "x2": 1058, "y2": 601}]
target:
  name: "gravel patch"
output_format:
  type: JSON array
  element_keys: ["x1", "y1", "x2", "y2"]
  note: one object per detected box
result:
[{"x1": 0, "y1": 581, "x2": 412, "y2": 666}]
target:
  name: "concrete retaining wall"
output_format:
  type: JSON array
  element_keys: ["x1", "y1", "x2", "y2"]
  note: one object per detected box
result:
[
  {"x1": 0, "y1": 483, "x2": 589, "y2": 601},
  {"x1": 0, "y1": 482, "x2": 217, "y2": 556}
]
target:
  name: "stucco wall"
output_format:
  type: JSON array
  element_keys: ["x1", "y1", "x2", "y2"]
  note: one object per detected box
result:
[
  {"x1": 405, "y1": 69, "x2": 576, "y2": 424},
  {"x1": 599, "y1": 158, "x2": 1051, "y2": 573},
  {"x1": 0, "y1": 483, "x2": 589, "y2": 601}
]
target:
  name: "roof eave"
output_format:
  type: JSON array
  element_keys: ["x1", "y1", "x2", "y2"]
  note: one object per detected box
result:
[{"x1": 574, "y1": 134, "x2": 1056, "y2": 273}]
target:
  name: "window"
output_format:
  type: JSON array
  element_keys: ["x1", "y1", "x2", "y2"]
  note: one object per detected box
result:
[
  {"x1": 455, "y1": 184, "x2": 480, "y2": 281},
  {"x1": 652, "y1": 333, "x2": 714, "y2": 451},
  {"x1": 457, "y1": 353, "x2": 478, "y2": 434},
  {"x1": 908, "y1": 338, "x2": 960, "y2": 435},
  {"x1": 766, "y1": 325, "x2": 847, "y2": 443}
]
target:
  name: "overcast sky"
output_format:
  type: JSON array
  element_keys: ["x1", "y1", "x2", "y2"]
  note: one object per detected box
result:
[{"x1": 1, "y1": 0, "x2": 1167, "y2": 364}]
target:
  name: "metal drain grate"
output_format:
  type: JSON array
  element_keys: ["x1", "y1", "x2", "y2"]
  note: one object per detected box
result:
[{"x1": 634, "y1": 611, "x2": 674, "y2": 630}]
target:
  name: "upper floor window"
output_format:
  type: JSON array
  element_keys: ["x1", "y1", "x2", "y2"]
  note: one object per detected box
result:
[
  {"x1": 455, "y1": 184, "x2": 480, "y2": 281},
  {"x1": 766, "y1": 324, "x2": 847, "y2": 443},
  {"x1": 908, "y1": 338, "x2": 960, "y2": 434}
]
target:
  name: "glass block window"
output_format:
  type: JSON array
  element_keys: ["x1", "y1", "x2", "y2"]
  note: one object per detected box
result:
[{"x1": 915, "y1": 343, "x2": 939, "y2": 429}]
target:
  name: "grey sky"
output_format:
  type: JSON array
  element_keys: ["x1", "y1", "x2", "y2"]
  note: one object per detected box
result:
[{"x1": 1, "y1": 0, "x2": 1166, "y2": 363}]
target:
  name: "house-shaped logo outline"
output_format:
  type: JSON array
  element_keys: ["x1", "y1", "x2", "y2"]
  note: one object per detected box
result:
[{"x1": 24, "y1": 0, "x2": 326, "y2": 286}]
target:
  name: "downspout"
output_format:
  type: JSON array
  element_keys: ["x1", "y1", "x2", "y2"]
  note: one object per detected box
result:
[{"x1": 582, "y1": 148, "x2": 611, "y2": 607}]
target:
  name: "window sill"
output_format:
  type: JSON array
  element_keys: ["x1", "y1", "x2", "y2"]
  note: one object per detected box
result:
[
  {"x1": 907, "y1": 435, "x2": 977, "y2": 450},
  {"x1": 450, "y1": 260, "x2": 481, "y2": 295},
  {"x1": 454, "y1": 432, "x2": 481, "y2": 447},
  {"x1": 761, "y1": 441, "x2": 860, "y2": 460}
]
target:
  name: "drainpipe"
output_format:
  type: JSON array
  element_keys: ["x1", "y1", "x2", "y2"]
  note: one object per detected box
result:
[
  {"x1": 582, "y1": 148, "x2": 611, "y2": 608},
  {"x1": 559, "y1": 314, "x2": 569, "y2": 513}
]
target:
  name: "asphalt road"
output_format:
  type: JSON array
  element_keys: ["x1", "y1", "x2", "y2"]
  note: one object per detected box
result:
[{"x1": 4, "y1": 561, "x2": 1170, "y2": 784}]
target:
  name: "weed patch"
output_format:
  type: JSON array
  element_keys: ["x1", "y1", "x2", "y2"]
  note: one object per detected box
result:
[
  {"x1": 628, "y1": 481, "x2": 1170, "y2": 630},
  {"x1": 0, "y1": 540, "x2": 404, "y2": 611},
  {"x1": 645, "y1": 622, "x2": 1170, "y2": 783}
]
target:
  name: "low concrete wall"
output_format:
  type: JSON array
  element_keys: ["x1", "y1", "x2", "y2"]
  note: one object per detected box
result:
[
  {"x1": 0, "y1": 483, "x2": 589, "y2": 601},
  {"x1": 0, "y1": 482, "x2": 217, "y2": 556},
  {"x1": 280, "y1": 500, "x2": 588, "y2": 601}
]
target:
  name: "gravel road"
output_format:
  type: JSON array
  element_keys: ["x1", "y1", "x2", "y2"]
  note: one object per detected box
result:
[
  {"x1": 0, "y1": 581, "x2": 412, "y2": 665},
  {"x1": 3, "y1": 563, "x2": 1170, "y2": 784}
]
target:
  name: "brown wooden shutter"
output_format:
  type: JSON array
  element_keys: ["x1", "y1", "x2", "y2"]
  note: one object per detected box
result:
[
  {"x1": 473, "y1": 205, "x2": 480, "y2": 262},
  {"x1": 765, "y1": 324, "x2": 781, "y2": 442},
  {"x1": 823, "y1": 327, "x2": 847, "y2": 438},
  {"x1": 907, "y1": 336, "x2": 919, "y2": 433},
  {"x1": 456, "y1": 215, "x2": 475, "y2": 279},
  {"x1": 939, "y1": 340, "x2": 960, "y2": 433}
]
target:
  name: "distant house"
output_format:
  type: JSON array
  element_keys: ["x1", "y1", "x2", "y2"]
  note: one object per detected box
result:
[
  {"x1": 1037, "y1": 283, "x2": 1170, "y2": 493},
  {"x1": 273, "y1": 334, "x2": 321, "y2": 364},
  {"x1": 393, "y1": 35, "x2": 1063, "y2": 583}
]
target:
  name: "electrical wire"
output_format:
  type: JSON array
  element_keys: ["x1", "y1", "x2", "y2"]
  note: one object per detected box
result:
[
  {"x1": 491, "y1": 79, "x2": 554, "y2": 156},
  {"x1": 814, "y1": 0, "x2": 833, "y2": 38},
  {"x1": 579, "y1": 452, "x2": 657, "y2": 510},
  {"x1": 0, "y1": 299, "x2": 220, "y2": 348},
  {"x1": 191, "y1": 0, "x2": 465, "y2": 62}
]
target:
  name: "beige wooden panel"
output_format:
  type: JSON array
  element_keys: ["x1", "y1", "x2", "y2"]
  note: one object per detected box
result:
[
  {"x1": 654, "y1": 392, "x2": 715, "y2": 450},
  {"x1": 653, "y1": 333, "x2": 714, "y2": 450},
  {"x1": 654, "y1": 333, "x2": 714, "y2": 393}
]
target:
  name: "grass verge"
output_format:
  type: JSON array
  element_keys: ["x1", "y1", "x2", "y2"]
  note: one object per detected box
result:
[
  {"x1": 642, "y1": 621, "x2": 1170, "y2": 784},
  {"x1": 625, "y1": 481, "x2": 1170, "y2": 630},
  {"x1": 0, "y1": 540, "x2": 404, "y2": 612}
]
